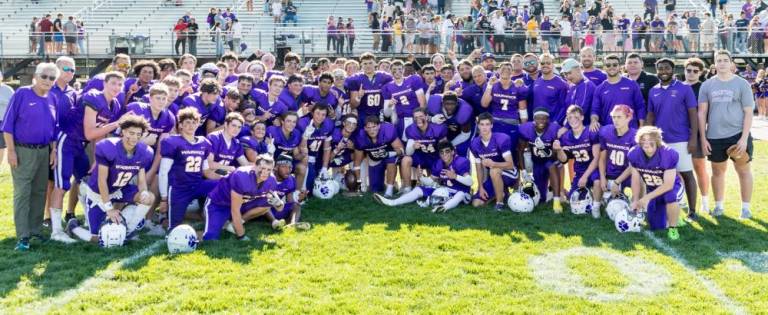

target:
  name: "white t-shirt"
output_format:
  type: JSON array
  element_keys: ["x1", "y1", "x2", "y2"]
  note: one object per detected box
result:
[
  {"x1": 491, "y1": 16, "x2": 506, "y2": 34},
  {"x1": 559, "y1": 20, "x2": 573, "y2": 37}
]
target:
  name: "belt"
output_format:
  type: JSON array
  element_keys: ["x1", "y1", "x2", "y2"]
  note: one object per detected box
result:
[{"x1": 16, "y1": 143, "x2": 49, "y2": 149}]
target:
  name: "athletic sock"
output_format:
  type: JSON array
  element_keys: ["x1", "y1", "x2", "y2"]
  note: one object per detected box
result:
[
  {"x1": 700, "y1": 196, "x2": 709, "y2": 211},
  {"x1": 385, "y1": 184, "x2": 394, "y2": 196},
  {"x1": 715, "y1": 201, "x2": 724, "y2": 209},
  {"x1": 742, "y1": 202, "x2": 751, "y2": 211},
  {"x1": 72, "y1": 226, "x2": 92, "y2": 241},
  {"x1": 50, "y1": 207, "x2": 63, "y2": 234}
]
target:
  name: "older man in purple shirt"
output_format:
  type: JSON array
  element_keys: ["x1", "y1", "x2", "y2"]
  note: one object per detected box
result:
[{"x1": 3, "y1": 63, "x2": 60, "y2": 251}]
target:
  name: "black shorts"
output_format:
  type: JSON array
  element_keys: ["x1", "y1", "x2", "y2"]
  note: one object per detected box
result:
[
  {"x1": 43, "y1": 34, "x2": 52, "y2": 42},
  {"x1": 707, "y1": 132, "x2": 753, "y2": 163},
  {"x1": 65, "y1": 36, "x2": 76, "y2": 44},
  {"x1": 494, "y1": 34, "x2": 504, "y2": 42}
]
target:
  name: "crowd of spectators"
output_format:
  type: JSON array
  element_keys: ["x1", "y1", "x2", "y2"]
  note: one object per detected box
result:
[
  {"x1": 28, "y1": 14, "x2": 85, "y2": 57},
  {"x1": 265, "y1": 0, "x2": 299, "y2": 26}
]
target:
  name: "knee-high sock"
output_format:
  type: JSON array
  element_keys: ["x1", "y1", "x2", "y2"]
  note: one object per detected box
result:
[
  {"x1": 50, "y1": 207, "x2": 63, "y2": 233},
  {"x1": 443, "y1": 192, "x2": 466, "y2": 211},
  {"x1": 387, "y1": 187, "x2": 424, "y2": 206}
]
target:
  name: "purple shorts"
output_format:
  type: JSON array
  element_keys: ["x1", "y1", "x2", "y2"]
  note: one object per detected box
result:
[
  {"x1": 54, "y1": 133, "x2": 90, "y2": 191},
  {"x1": 270, "y1": 202, "x2": 297, "y2": 220},
  {"x1": 473, "y1": 169, "x2": 518, "y2": 202},
  {"x1": 168, "y1": 180, "x2": 218, "y2": 231}
]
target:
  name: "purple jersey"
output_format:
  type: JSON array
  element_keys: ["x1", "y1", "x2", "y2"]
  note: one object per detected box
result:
[
  {"x1": 297, "y1": 116, "x2": 335, "y2": 159},
  {"x1": 81, "y1": 89, "x2": 123, "y2": 130},
  {"x1": 328, "y1": 127, "x2": 355, "y2": 166},
  {"x1": 160, "y1": 135, "x2": 213, "y2": 187},
  {"x1": 354, "y1": 122, "x2": 398, "y2": 161},
  {"x1": 431, "y1": 155, "x2": 472, "y2": 193},
  {"x1": 207, "y1": 131, "x2": 245, "y2": 167},
  {"x1": 426, "y1": 94, "x2": 473, "y2": 141},
  {"x1": 255, "y1": 97, "x2": 289, "y2": 126},
  {"x1": 266, "y1": 125, "x2": 302, "y2": 158},
  {"x1": 303, "y1": 85, "x2": 339, "y2": 108},
  {"x1": 583, "y1": 69, "x2": 607, "y2": 87},
  {"x1": 278, "y1": 89, "x2": 307, "y2": 112},
  {"x1": 273, "y1": 175, "x2": 296, "y2": 202},
  {"x1": 599, "y1": 125, "x2": 637, "y2": 179},
  {"x1": 87, "y1": 138, "x2": 154, "y2": 193},
  {"x1": 591, "y1": 77, "x2": 646, "y2": 128},
  {"x1": 470, "y1": 133, "x2": 513, "y2": 164},
  {"x1": 344, "y1": 71, "x2": 394, "y2": 117},
  {"x1": 628, "y1": 145, "x2": 681, "y2": 190},
  {"x1": 181, "y1": 92, "x2": 225, "y2": 135},
  {"x1": 51, "y1": 84, "x2": 83, "y2": 140},
  {"x1": 208, "y1": 167, "x2": 278, "y2": 207},
  {"x1": 239, "y1": 135, "x2": 268, "y2": 155},
  {"x1": 558, "y1": 127, "x2": 599, "y2": 176},
  {"x1": 489, "y1": 81, "x2": 529, "y2": 120},
  {"x1": 405, "y1": 122, "x2": 447, "y2": 156},
  {"x1": 565, "y1": 78, "x2": 596, "y2": 125},
  {"x1": 381, "y1": 79, "x2": 422, "y2": 118},
  {"x1": 123, "y1": 78, "x2": 154, "y2": 104},
  {"x1": 647, "y1": 80, "x2": 697, "y2": 143},
  {"x1": 460, "y1": 81, "x2": 487, "y2": 114},
  {"x1": 518, "y1": 121, "x2": 561, "y2": 162},
  {"x1": 125, "y1": 102, "x2": 176, "y2": 142},
  {"x1": 532, "y1": 76, "x2": 568, "y2": 123}
]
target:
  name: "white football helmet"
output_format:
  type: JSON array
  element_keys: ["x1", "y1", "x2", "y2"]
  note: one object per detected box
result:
[
  {"x1": 167, "y1": 224, "x2": 199, "y2": 254},
  {"x1": 520, "y1": 180, "x2": 541, "y2": 206},
  {"x1": 605, "y1": 194, "x2": 631, "y2": 221},
  {"x1": 569, "y1": 187, "x2": 593, "y2": 215},
  {"x1": 429, "y1": 187, "x2": 452, "y2": 206},
  {"x1": 313, "y1": 176, "x2": 338, "y2": 199},
  {"x1": 508, "y1": 192, "x2": 535, "y2": 213},
  {"x1": 614, "y1": 209, "x2": 646, "y2": 233},
  {"x1": 99, "y1": 219, "x2": 127, "y2": 248}
]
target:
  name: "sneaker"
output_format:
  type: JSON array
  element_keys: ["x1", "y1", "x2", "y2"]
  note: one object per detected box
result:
[
  {"x1": 145, "y1": 222, "x2": 166, "y2": 236},
  {"x1": 740, "y1": 208, "x2": 752, "y2": 220},
  {"x1": 384, "y1": 191, "x2": 394, "y2": 198},
  {"x1": 50, "y1": 231, "x2": 76, "y2": 244},
  {"x1": 667, "y1": 227, "x2": 680, "y2": 241},
  {"x1": 65, "y1": 218, "x2": 80, "y2": 239},
  {"x1": 287, "y1": 222, "x2": 312, "y2": 230},
  {"x1": 591, "y1": 207, "x2": 601, "y2": 219},
  {"x1": 14, "y1": 238, "x2": 30, "y2": 251},
  {"x1": 686, "y1": 212, "x2": 699, "y2": 222},
  {"x1": 42, "y1": 218, "x2": 51, "y2": 229},
  {"x1": 272, "y1": 219, "x2": 286, "y2": 230},
  {"x1": 64, "y1": 212, "x2": 77, "y2": 223},
  {"x1": 711, "y1": 207, "x2": 724, "y2": 217},
  {"x1": 373, "y1": 193, "x2": 392, "y2": 206},
  {"x1": 494, "y1": 203, "x2": 505, "y2": 212},
  {"x1": 553, "y1": 200, "x2": 563, "y2": 214},
  {"x1": 224, "y1": 221, "x2": 235, "y2": 234},
  {"x1": 400, "y1": 186, "x2": 412, "y2": 195}
]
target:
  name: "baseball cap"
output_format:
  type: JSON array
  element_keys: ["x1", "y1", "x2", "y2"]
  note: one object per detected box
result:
[
  {"x1": 560, "y1": 58, "x2": 581, "y2": 73},
  {"x1": 481, "y1": 53, "x2": 496, "y2": 61}
]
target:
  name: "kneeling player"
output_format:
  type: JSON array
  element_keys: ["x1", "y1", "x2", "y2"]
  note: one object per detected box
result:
[
  {"x1": 261, "y1": 154, "x2": 309, "y2": 229},
  {"x1": 201, "y1": 155, "x2": 284, "y2": 241},
  {"x1": 400, "y1": 107, "x2": 448, "y2": 193},
  {"x1": 517, "y1": 108, "x2": 562, "y2": 210},
  {"x1": 597, "y1": 105, "x2": 637, "y2": 200},
  {"x1": 553, "y1": 105, "x2": 601, "y2": 217},
  {"x1": 470, "y1": 113, "x2": 518, "y2": 210},
  {"x1": 67, "y1": 115, "x2": 155, "y2": 244},
  {"x1": 374, "y1": 141, "x2": 471, "y2": 212},
  {"x1": 323, "y1": 114, "x2": 358, "y2": 184},
  {"x1": 628, "y1": 126, "x2": 682, "y2": 240},
  {"x1": 353, "y1": 115, "x2": 404, "y2": 196}
]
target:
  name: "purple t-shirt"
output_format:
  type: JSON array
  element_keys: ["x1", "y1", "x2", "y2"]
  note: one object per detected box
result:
[
  {"x1": 470, "y1": 132, "x2": 513, "y2": 164},
  {"x1": 431, "y1": 155, "x2": 472, "y2": 193},
  {"x1": 206, "y1": 131, "x2": 245, "y2": 167},
  {"x1": 532, "y1": 76, "x2": 569, "y2": 123},
  {"x1": 87, "y1": 138, "x2": 154, "y2": 193},
  {"x1": 518, "y1": 121, "x2": 560, "y2": 162},
  {"x1": 591, "y1": 77, "x2": 646, "y2": 128},
  {"x1": 599, "y1": 125, "x2": 637, "y2": 179},
  {"x1": 628, "y1": 145, "x2": 681, "y2": 190},
  {"x1": 647, "y1": 80, "x2": 697, "y2": 143},
  {"x1": 583, "y1": 69, "x2": 607, "y2": 87},
  {"x1": 354, "y1": 122, "x2": 398, "y2": 161},
  {"x1": 489, "y1": 81, "x2": 529, "y2": 120},
  {"x1": 51, "y1": 84, "x2": 81, "y2": 140},
  {"x1": 565, "y1": 78, "x2": 596, "y2": 125},
  {"x1": 160, "y1": 135, "x2": 212, "y2": 187},
  {"x1": 266, "y1": 125, "x2": 302, "y2": 158},
  {"x1": 208, "y1": 167, "x2": 277, "y2": 207},
  {"x1": 1, "y1": 86, "x2": 59, "y2": 145},
  {"x1": 558, "y1": 127, "x2": 599, "y2": 176},
  {"x1": 344, "y1": 71, "x2": 394, "y2": 117}
]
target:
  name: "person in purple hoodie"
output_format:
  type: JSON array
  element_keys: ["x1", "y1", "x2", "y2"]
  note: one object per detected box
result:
[
  {"x1": 346, "y1": 52, "x2": 394, "y2": 123},
  {"x1": 470, "y1": 112, "x2": 518, "y2": 211},
  {"x1": 400, "y1": 107, "x2": 448, "y2": 192},
  {"x1": 517, "y1": 108, "x2": 562, "y2": 212},
  {"x1": 590, "y1": 54, "x2": 646, "y2": 131},
  {"x1": 628, "y1": 126, "x2": 683, "y2": 240},
  {"x1": 353, "y1": 115, "x2": 404, "y2": 196},
  {"x1": 382, "y1": 60, "x2": 427, "y2": 140},
  {"x1": 201, "y1": 155, "x2": 284, "y2": 241}
]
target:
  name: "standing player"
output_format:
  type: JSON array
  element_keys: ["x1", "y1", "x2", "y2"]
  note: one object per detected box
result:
[
  {"x1": 353, "y1": 115, "x2": 404, "y2": 196},
  {"x1": 531, "y1": 54, "x2": 568, "y2": 124},
  {"x1": 382, "y1": 60, "x2": 426, "y2": 140},
  {"x1": 426, "y1": 91, "x2": 473, "y2": 157},
  {"x1": 553, "y1": 106, "x2": 602, "y2": 217},
  {"x1": 347, "y1": 52, "x2": 394, "y2": 123},
  {"x1": 646, "y1": 58, "x2": 699, "y2": 220},
  {"x1": 66, "y1": 115, "x2": 155, "y2": 244},
  {"x1": 628, "y1": 126, "x2": 683, "y2": 240},
  {"x1": 255, "y1": 75, "x2": 289, "y2": 126},
  {"x1": 400, "y1": 107, "x2": 448, "y2": 193},
  {"x1": 470, "y1": 113, "x2": 518, "y2": 211},
  {"x1": 597, "y1": 105, "x2": 637, "y2": 200},
  {"x1": 83, "y1": 72, "x2": 126, "y2": 142},
  {"x1": 481, "y1": 62, "x2": 529, "y2": 149},
  {"x1": 297, "y1": 104, "x2": 335, "y2": 191},
  {"x1": 517, "y1": 109, "x2": 562, "y2": 212},
  {"x1": 158, "y1": 108, "x2": 219, "y2": 230},
  {"x1": 590, "y1": 54, "x2": 646, "y2": 131}
]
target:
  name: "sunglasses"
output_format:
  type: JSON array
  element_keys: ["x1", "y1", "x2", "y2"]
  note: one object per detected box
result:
[
  {"x1": 62, "y1": 66, "x2": 75, "y2": 73},
  {"x1": 604, "y1": 63, "x2": 620, "y2": 68},
  {"x1": 523, "y1": 61, "x2": 537, "y2": 66},
  {"x1": 685, "y1": 69, "x2": 700, "y2": 73},
  {"x1": 39, "y1": 74, "x2": 56, "y2": 81}
]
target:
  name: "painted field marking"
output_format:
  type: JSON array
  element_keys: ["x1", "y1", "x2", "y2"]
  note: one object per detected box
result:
[{"x1": 717, "y1": 250, "x2": 768, "y2": 274}]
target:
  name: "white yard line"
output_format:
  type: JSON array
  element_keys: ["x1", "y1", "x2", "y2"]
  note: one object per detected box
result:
[
  {"x1": 644, "y1": 231, "x2": 748, "y2": 315},
  {"x1": 5, "y1": 240, "x2": 164, "y2": 314}
]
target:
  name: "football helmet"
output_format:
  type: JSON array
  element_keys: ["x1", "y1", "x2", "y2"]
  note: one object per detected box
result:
[
  {"x1": 313, "y1": 176, "x2": 339, "y2": 199},
  {"x1": 167, "y1": 224, "x2": 199, "y2": 254},
  {"x1": 429, "y1": 187, "x2": 452, "y2": 206},
  {"x1": 605, "y1": 193, "x2": 631, "y2": 221},
  {"x1": 98, "y1": 218, "x2": 127, "y2": 248},
  {"x1": 520, "y1": 180, "x2": 541, "y2": 206},
  {"x1": 508, "y1": 192, "x2": 535, "y2": 213},
  {"x1": 614, "y1": 209, "x2": 646, "y2": 233},
  {"x1": 569, "y1": 187, "x2": 593, "y2": 215}
]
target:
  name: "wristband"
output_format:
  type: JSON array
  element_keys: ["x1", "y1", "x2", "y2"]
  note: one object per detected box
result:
[
  {"x1": 519, "y1": 109, "x2": 529, "y2": 121},
  {"x1": 102, "y1": 202, "x2": 114, "y2": 212}
]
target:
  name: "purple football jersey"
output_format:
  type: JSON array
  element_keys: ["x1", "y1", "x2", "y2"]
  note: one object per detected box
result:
[
  {"x1": 647, "y1": 80, "x2": 697, "y2": 143},
  {"x1": 160, "y1": 135, "x2": 213, "y2": 187},
  {"x1": 255, "y1": 97, "x2": 289, "y2": 126},
  {"x1": 266, "y1": 125, "x2": 302, "y2": 158},
  {"x1": 125, "y1": 102, "x2": 176, "y2": 142},
  {"x1": 123, "y1": 78, "x2": 154, "y2": 104},
  {"x1": 81, "y1": 89, "x2": 123, "y2": 129},
  {"x1": 470, "y1": 133, "x2": 513, "y2": 164},
  {"x1": 518, "y1": 121, "x2": 561, "y2": 161},
  {"x1": 207, "y1": 131, "x2": 245, "y2": 167},
  {"x1": 354, "y1": 122, "x2": 398, "y2": 161},
  {"x1": 591, "y1": 77, "x2": 646, "y2": 128},
  {"x1": 278, "y1": 89, "x2": 308, "y2": 112},
  {"x1": 558, "y1": 127, "x2": 599, "y2": 176},
  {"x1": 628, "y1": 145, "x2": 681, "y2": 189},
  {"x1": 599, "y1": 125, "x2": 637, "y2": 179},
  {"x1": 328, "y1": 127, "x2": 355, "y2": 166},
  {"x1": 181, "y1": 92, "x2": 226, "y2": 135},
  {"x1": 296, "y1": 116, "x2": 335, "y2": 159},
  {"x1": 426, "y1": 94, "x2": 473, "y2": 141},
  {"x1": 405, "y1": 122, "x2": 448, "y2": 157},
  {"x1": 344, "y1": 71, "x2": 394, "y2": 117},
  {"x1": 532, "y1": 76, "x2": 568, "y2": 123},
  {"x1": 583, "y1": 69, "x2": 607, "y2": 87},
  {"x1": 381, "y1": 79, "x2": 421, "y2": 118},
  {"x1": 208, "y1": 167, "x2": 278, "y2": 207},
  {"x1": 303, "y1": 85, "x2": 339, "y2": 108},
  {"x1": 489, "y1": 81, "x2": 529, "y2": 120},
  {"x1": 239, "y1": 135, "x2": 268, "y2": 155},
  {"x1": 431, "y1": 155, "x2": 472, "y2": 193},
  {"x1": 52, "y1": 84, "x2": 85, "y2": 141},
  {"x1": 87, "y1": 138, "x2": 154, "y2": 193}
]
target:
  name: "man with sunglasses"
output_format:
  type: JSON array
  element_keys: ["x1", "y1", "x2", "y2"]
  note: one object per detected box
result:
[
  {"x1": 590, "y1": 54, "x2": 646, "y2": 131},
  {"x1": 3, "y1": 63, "x2": 61, "y2": 251},
  {"x1": 531, "y1": 54, "x2": 568, "y2": 124},
  {"x1": 82, "y1": 54, "x2": 132, "y2": 95}
]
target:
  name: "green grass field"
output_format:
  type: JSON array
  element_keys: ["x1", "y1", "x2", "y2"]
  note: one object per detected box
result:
[{"x1": 0, "y1": 142, "x2": 767, "y2": 314}]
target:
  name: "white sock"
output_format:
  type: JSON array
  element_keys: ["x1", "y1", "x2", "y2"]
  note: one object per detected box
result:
[
  {"x1": 592, "y1": 201, "x2": 601, "y2": 210},
  {"x1": 389, "y1": 187, "x2": 424, "y2": 206},
  {"x1": 72, "y1": 226, "x2": 92, "y2": 241},
  {"x1": 125, "y1": 204, "x2": 151, "y2": 233},
  {"x1": 442, "y1": 192, "x2": 465, "y2": 210},
  {"x1": 701, "y1": 196, "x2": 709, "y2": 210},
  {"x1": 742, "y1": 202, "x2": 750, "y2": 210},
  {"x1": 716, "y1": 201, "x2": 724, "y2": 209},
  {"x1": 553, "y1": 197, "x2": 560, "y2": 203},
  {"x1": 50, "y1": 207, "x2": 63, "y2": 233},
  {"x1": 385, "y1": 184, "x2": 394, "y2": 196}
]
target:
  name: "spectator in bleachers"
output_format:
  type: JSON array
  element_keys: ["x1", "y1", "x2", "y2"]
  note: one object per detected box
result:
[
  {"x1": 735, "y1": 11, "x2": 750, "y2": 53},
  {"x1": 371, "y1": 12, "x2": 381, "y2": 51},
  {"x1": 77, "y1": 21, "x2": 85, "y2": 55},
  {"x1": 283, "y1": 1, "x2": 298, "y2": 27},
  {"x1": 53, "y1": 13, "x2": 64, "y2": 55},
  {"x1": 231, "y1": 18, "x2": 243, "y2": 53},
  {"x1": 40, "y1": 14, "x2": 53, "y2": 56},
  {"x1": 393, "y1": 16, "x2": 403, "y2": 53},
  {"x1": 748, "y1": 16, "x2": 764, "y2": 53},
  {"x1": 187, "y1": 18, "x2": 199, "y2": 56},
  {"x1": 417, "y1": 15, "x2": 432, "y2": 54},
  {"x1": 29, "y1": 17, "x2": 38, "y2": 55},
  {"x1": 223, "y1": 8, "x2": 236, "y2": 22},
  {"x1": 271, "y1": 1, "x2": 282, "y2": 23},
  {"x1": 381, "y1": 16, "x2": 393, "y2": 53},
  {"x1": 701, "y1": 12, "x2": 716, "y2": 51},
  {"x1": 644, "y1": 0, "x2": 657, "y2": 20},
  {"x1": 327, "y1": 16, "x2": 337, "y2": 52},
  {"x1": 63, "y1": 16, "x2": 77, "y2": 56},
  {"x1": 207, "y1": 8, "x2": 216, "y2": 30},
  {"x1": 173, "y1": 18, "x2": 188, "y2": 55},
  {"x1": 337, "y1": 18, "x2": 347, "y2": 55},
  {"x1": 347, "y1": 18, "x2": 356, "y2": 55}
]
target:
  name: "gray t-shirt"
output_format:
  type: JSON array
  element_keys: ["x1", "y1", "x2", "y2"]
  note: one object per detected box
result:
[
  {"x1": 0, "y1": 84, "x2": 15, "y2": 121},
  {"x1": 698, "y1": 75, "x2": 754, "y2": 139},
  {"x1": 63, "y1": 21, "x2": 77, "y2": 35}
]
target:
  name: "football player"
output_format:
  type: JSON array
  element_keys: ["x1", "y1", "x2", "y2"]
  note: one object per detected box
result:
[
  {"x1": 206, "y1": 113, "x2": 250, "y2": 175},
  {"x1": 265, "y1": 111, "x2": 308, "y2": 186},
  {"x1": 426, "y1": 91, "x2": 473, "y2": 157},
  {"x1": 260, "y1": 154, "x2": 309, "y2": 229},
  {"x1": 347, "y1": 52, "x2": 394, "y2": 123},
  {"x1": 83, "y1": 71, "x2": 126, "y2": 143},
  {"x1": 400, "y1": 107, "x2": 448, "y2": 192},
  {"x1": 381, "y1": 60, "x2": 426, "y2": 140},
  {"x1": 297, "y1": 104, "x2": 335, "y2": 191},
  {"x1": 590, "y1": 54, "x2": 646, "y2": 131},
  {"x1": 241, "y1": 121, "x2": 272, "y2": 162},
  {"x1": 255, "y1": 75, "x2": 289, "y2": 126},
  {"x1": 481, "y1": 62, "x2": 528, "y2": 147},
  {"x1": 470, "y1": 113, "x2": 518, "y2": 211},
  {"x1": 598, "y1": 105, "x2": 637, "y2": 200},
  {"x1": 517, "y1": 108, "x2": 562, "y2": 211},
  {"x1": 180, "y1": 78, "x2": 225, "y2": 135},
  {"x1": 323, "y1": 114, "x2": 358, "y2": 183},
  {"x1": 353, "y1": 115, "x2": 404, "y2": 196}
]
